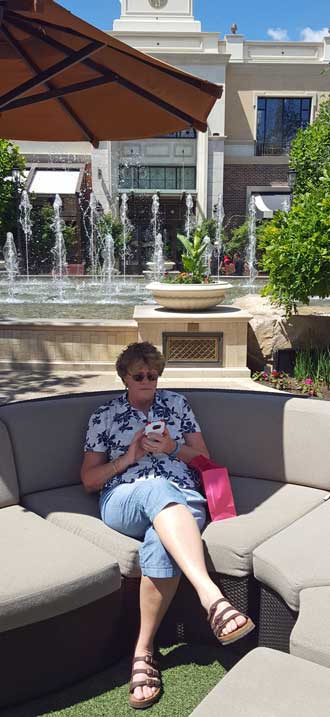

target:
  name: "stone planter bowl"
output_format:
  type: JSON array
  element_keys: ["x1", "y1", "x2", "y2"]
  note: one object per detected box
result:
[{"x1": 147, "y1": 281, "x2": 232, "y2": 311}]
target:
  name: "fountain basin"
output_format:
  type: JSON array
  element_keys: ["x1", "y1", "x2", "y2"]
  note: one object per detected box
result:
[
  {"x1": 146, "y1": 261, "x2": 175, "y2": 272},
  {"x1": 147, "y1": 281, "x2": 232, "y2": 311}
]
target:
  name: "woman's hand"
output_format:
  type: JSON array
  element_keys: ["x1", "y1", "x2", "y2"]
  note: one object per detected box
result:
[
  {"x1": 124, "y1": 428, "x2": 146, "y2": 467},
  {"x1": 141, "y1": 426, "x2": 176, "y2": 456}
]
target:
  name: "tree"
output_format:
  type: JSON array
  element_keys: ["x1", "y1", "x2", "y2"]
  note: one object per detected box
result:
[
  {"x1": 290, "y1": 95, "x2": 330, "y2": 195},
  {"x1": 260, "y1": 165, "x2": 330, "y2": 316},
  {"x1": 0, "y1": 139, "x2": 25, "y2": 246}
]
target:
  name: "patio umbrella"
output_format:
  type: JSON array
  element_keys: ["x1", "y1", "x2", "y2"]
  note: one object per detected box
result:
[{"x1": 0, "y1": 0, "x2": 222, "y2": 146}]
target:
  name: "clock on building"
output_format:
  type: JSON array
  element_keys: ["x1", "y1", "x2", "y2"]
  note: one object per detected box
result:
[{"x1": 148, "y1": 0, "x2": 168, "y2": 8}]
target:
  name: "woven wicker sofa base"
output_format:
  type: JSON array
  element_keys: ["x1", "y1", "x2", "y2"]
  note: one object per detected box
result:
[
  {"x1": 0, "y1": 591, "x2": 122, "y2": 708},
  {"x1": 258, "y1": 584, "x2": 298, "y2": 653}
]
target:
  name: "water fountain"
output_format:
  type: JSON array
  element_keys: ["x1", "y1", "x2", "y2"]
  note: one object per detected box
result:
[
  {"x1": 150, "y1": 194, "x2": 165, "y2": 280},
  {"x1": 120, "y1": 192, "x2": 131, "y2": 283},
  {"x1": 202, "y1": 235, "x2": 213, "y2": 278},
  {"x1": 19, "y1": 189, "x2": 32, "y2": 279},
  {"x1": 3, "y1": 232, "x2": 19, "y2": 300},
  {"x1": 51, "y1": 194, "x2": 67, "y2": 279},
  {"x1": 102, "y1": 233, "x2": 115, "y2": 286},
  {"x1": 247, "y1": 195, "x2": 258, "y2": 285},
  {"x1": 215, "y1": 193, "x2": 225, "y2": 280},
  {"x1": 81, "y1": 192, "x2": 100, "y2": 278},
  {"x1": 185, "y1": 193, "x2": 195, "y2": 240}
]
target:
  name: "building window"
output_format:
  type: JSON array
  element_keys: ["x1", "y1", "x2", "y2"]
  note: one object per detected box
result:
[
  {"x1": 157, "y1": 129, "x2": 197, "y2": 139},
  {"x1": 119, "y1": 165, "x2": 196, "y2": 190},
  {"x1": 256, "y1": 97, "x2": 312, "y2": 155}
]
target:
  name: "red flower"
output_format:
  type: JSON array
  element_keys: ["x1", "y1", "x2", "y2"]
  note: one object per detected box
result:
[{"x1": 272, "y1": 370, "x2": 279, "y2": 378}]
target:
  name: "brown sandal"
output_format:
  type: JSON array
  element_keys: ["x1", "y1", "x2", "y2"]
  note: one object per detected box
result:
[
  {"x1": 129, "y1": 653, "x2": 162, "y2": 710},
  {"x1": 208, "y1": 597, "x2": 255, "y2": 646}
]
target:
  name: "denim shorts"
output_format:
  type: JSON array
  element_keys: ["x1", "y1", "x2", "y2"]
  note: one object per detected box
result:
[{"x1": 99, "y1": 477, "x2": 207, "y2": 578}]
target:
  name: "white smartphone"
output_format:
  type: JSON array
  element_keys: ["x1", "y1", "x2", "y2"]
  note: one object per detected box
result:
[{"x1": 144, "y1": 420, "x2": 165, "y2": 436}]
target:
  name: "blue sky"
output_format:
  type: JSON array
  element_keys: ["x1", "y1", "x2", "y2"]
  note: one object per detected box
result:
[{"x1": 64, "y1": 1, "x2": 330, "y2": 42}]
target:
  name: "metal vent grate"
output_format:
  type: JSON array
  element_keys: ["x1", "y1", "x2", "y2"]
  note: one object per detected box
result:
[{"x1": 164, "y1": 333, "x2": 222, "y2": 365}]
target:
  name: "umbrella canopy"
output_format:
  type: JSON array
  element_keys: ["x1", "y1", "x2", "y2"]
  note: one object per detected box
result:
[{"x1": 0, "y1": 0, "x2": 223, "y2": 146}]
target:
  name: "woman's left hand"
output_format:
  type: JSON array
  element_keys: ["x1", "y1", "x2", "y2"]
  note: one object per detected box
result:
[{"x1": 141, "y1": 426, "x2": 176, "y2": 456}]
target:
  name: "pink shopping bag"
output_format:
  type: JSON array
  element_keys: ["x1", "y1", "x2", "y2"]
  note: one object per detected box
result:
[{"x1": 189, "y1": 455, "x2": 237, "y2": 522}]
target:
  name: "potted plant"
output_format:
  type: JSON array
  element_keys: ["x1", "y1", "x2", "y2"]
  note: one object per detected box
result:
[{"x1": 147, "y1": 227, "x2": 231, "y2": 311}]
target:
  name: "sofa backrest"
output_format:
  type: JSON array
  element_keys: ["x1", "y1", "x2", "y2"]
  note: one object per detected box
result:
[
  {"x1": 0, "y1": 390, "x2": 329, "y2": 496},
  {"x1": 0, "y1": 420, "x2": 19, "y2": 507}
]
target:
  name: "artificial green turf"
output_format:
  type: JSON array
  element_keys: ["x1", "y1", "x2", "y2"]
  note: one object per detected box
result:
[{"x1": 1, "y1": 644, "x2": 227, "y2": 717}]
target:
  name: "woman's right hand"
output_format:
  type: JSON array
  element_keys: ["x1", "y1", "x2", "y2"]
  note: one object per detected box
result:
[{"x1": 124, "y1": 428, "x2": 146, "y2": 467}]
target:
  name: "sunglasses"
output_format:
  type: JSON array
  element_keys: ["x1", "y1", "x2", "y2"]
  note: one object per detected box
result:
[{"x1": 130, "y1": 372, "x2": 159, "y2": 383}]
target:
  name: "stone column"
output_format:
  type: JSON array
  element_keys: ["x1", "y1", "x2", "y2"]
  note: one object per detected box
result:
[{"x1": 196, "y1": 130, "x2": 209, "y2": 219}]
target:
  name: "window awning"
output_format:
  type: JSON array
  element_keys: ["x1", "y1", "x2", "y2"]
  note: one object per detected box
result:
[
  {"x1": 29, "y1": 170, "x2": 81, "y2": 195},
  {"x1": 254, "y1": 193, "x2": 291, "y2": 218}
]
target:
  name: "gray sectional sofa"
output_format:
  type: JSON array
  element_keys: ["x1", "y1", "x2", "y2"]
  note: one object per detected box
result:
[{"x1": 1, "y1": 389, "x2": 330, "y2": 708}]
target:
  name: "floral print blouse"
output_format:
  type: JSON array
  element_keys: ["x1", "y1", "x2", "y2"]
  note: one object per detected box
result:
[{"x1": 84, "y1": 389, "x2": 202, "y2": 493}]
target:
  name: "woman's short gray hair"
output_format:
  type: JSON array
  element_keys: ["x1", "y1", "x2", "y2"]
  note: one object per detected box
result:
[{"x1": 116, "y1": 342, "x2": 165, "y2": 380}]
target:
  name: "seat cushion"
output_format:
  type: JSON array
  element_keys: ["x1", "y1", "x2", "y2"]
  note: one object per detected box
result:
[
  {"x1": 189, "y1": 647, "x2": 330, "y2": 717},
  {"x1": 290, "y1": 587, "x2": 330, "y2": 668},
  {"x1": 202, "y1": 477, "x2": 328, "y2": 577},
  {"x1": 0, "y1": 505, "x2": 121, "y2": 633},
  {"x1": 23, "y1": 485, "x2": 141, "y2": 577},
  {"x1": 253, "y1": 500, "x2": 330, "y2": 610}
]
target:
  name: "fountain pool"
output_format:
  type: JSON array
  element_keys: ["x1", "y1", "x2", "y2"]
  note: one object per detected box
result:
[{"x1": 0, "y1": 276, "x2": 269, "y2": 320}]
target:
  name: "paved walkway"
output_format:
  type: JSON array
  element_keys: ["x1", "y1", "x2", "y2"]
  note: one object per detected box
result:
[{"x1": 0, "y1": 368, "x2": 277, "y2": 404}]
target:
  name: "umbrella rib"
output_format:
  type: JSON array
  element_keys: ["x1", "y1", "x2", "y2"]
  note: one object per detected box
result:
[
  {"x1": 0, "y1": 37, "x2": 104, "y2": 109},
  {"x1": 3, "y1": 76, "x2": 113, "y2": 110},
  {"x1": 0, "y1": 22, "x2": 101, "y2": 146}
]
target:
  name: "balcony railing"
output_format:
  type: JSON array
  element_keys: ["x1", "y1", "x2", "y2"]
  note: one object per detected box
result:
[{"x1": 256, "y1": 142, "x2": 291, "y2": 156}]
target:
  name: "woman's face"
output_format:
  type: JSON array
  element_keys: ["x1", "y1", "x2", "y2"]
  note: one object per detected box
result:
[{"x1": 124, "y1": 362, "x2": 159, "y2": 403}]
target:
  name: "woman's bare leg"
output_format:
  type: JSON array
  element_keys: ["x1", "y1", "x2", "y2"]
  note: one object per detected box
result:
[
  {"x1": 132, "y1": 575, "x2": 180, "y2": 702},
  {"x1": 153, "y1": 504, "x2": 247, "y2": 634}
]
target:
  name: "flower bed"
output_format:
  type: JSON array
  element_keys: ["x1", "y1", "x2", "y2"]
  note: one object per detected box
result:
[{"x1": 253, "y1": 370, "x2": 330, "y2": 400}]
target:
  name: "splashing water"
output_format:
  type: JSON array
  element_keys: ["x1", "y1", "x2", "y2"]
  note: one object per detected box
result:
[
  {"x1": 51, "y1": 194, "x2": 67, "y2": 300},
  {"x1": 120, "y1": 193, "x2": 132, "y2": 283},
  {"x1": 185, "y1": 193, "x2": 195, "y2": 240},
  {"x1": 215, "y1": 194, "x2": 225, "y2": 280},
  {"x1": 247, "y1": 196, "x2": 258, "y2": 285},
  {"x1": 19, "y1": 190, "x2": 32, "y2": 279},
  {"x1": 79, "y1": 192, "x2": 102, "y2": 278},
  {"x1": 202, "y1": 236, "x2": 213, "y2": 278},
  {"x1": 152, "y1": 232, "x2": 165, "y2": 281},
  {"x1": 149, "y1": 194, "x2": 164, "y2": 280},
  {"x1": 3, "y1": 232, "x2": 19, "y2": 300},
  {"x1": 102, "y1": 233, "x2": 115, "y2": 286}
]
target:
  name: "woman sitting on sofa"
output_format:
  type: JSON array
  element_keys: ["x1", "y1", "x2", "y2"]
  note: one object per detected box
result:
[{"x1": 81, "y1": 341, "x2": 254, "y2": 709}]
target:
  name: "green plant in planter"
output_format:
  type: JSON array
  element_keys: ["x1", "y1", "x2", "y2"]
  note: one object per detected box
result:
[{"x1": 167, "y1": 228, "x2": 210, "y2": 284}]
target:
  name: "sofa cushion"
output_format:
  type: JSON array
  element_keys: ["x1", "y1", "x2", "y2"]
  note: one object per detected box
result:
[
  {"x1": 290, "y1": 587, "x2": 330, "y2": 668},
  {"x1": 189, "y1": 647, "x2": 330, "y2": 717},
  {"x1": 0, "y1": 505, "x2": 121, "y2": 632},
  {"x1": 253, "y1": 500, "x2": 330, "y2": 610},
  {"x1": 22, "y1": 485, "x2": 141, "y2": 577},
  {"x1": 202, "y1": 476, "x2": 328, "y2": 576},
  {"x1": 0, "y1": 393, "x2": 122, "y2": 495},
  {"x1": 186, "y1": 392, "x2": 330, "y2": 491},
  {"x1": 0, "y1": 420, "x2": 19, "y2": 508}
]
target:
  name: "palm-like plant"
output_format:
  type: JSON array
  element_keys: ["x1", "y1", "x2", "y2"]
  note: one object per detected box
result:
[{"x1": 176, "y1": 227, "x2": 211, "y2": 283}]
